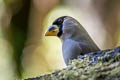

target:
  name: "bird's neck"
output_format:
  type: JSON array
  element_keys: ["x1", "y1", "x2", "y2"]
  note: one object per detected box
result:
[{"x1": 59, "y1": 33, "x2": 73, "y2": 41}]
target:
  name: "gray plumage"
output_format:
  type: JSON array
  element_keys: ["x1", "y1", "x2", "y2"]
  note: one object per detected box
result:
[
  {"x1": 45, "y1": 16, "x2": 100, "y2": 65},
  {"x1": 60, "y1": 17, "x2": 100, "y2": 65}
]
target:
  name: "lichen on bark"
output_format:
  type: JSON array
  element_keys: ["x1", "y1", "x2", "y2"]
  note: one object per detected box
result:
[{"x1": 25, "y1": 47, "x2": 120, "y2": 80}]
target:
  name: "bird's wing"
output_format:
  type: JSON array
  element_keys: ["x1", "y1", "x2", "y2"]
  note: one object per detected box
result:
[
  {"x1": 62, "y1": 39, "x2": 100, "y2": 65},
  {"x1": 78, "y1": 41, "x2": 100, "y2": 55}
]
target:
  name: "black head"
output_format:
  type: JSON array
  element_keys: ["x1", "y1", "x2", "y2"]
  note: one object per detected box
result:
[
  {"x1": 45, "y1": 16, "x2": 69, "y2": 37},
  {"x1": 52, "y1": 16, "x2": 68, "y2": 37}
]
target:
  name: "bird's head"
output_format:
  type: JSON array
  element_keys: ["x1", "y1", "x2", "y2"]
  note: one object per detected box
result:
[{"x1": 45, "y1": 16, "x2": 84, "y2": 40}]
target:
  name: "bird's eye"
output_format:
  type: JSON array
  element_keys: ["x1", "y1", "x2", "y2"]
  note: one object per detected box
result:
[
  {"x1": 53, "y1": 17, "x2": 64, "y2": 25},
  {"x1": 58, "y1": 19, "x2": 63, "y2": 24}
]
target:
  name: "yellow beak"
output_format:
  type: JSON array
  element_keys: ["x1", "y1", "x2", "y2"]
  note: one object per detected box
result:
[{"x1": 45, "y1": 25, "x2": 59, "y2": 36}]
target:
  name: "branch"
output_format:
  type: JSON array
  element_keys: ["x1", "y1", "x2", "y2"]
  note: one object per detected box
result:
[{"x1": 25, "y1": 46, "x2": 120, "y2": 80}]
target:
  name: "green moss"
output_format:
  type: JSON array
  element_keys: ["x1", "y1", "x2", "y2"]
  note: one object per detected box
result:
[{"x1": 25, "y1": 47, "x2": 120, "y2": 80}]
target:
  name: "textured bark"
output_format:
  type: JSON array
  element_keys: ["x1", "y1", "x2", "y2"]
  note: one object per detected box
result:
[{"x1": 25, "y1": 46, "x2": 120, "y2": 80}]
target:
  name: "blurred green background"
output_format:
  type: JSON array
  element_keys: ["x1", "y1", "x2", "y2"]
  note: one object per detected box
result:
[{"x1": 0, "y1": 0, "x2": 120, "y2": 79}]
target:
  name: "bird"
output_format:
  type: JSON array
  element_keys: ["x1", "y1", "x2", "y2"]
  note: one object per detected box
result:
[{"x1": 45, "y1": 16, "x2": 100, "y2": 65}]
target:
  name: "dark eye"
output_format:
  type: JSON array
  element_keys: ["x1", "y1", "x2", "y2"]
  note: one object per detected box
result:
[
  {"x1": 53, "y1": 17, "x2": 65, "y2": 25},
  {"x1": 58, "y1": 19, "x2": 63, "y2": 24}
]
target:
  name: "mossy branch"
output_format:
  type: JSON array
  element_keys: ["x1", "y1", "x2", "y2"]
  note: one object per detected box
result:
[{"x1": 25, "y1": 46, "x2": 120, "y2": 80}]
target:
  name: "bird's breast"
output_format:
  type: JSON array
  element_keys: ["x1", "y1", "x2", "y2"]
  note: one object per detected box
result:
[{"x1": 62, "y1": 39, "x2": 82, "y2": 65}]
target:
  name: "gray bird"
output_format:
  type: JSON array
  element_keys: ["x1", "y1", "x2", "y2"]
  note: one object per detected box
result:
[{"x1": 45, "y1": 16, "x2": 100, "y2": 65}]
